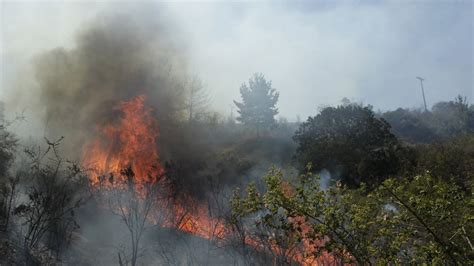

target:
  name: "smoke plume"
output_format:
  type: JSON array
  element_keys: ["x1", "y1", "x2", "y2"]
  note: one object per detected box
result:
[{"x1": 30, "y1": 12, "x2": 188, "y2": 158}]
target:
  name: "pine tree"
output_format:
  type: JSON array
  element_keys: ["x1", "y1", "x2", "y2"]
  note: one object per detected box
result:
[{"x1": 233, "y1": 73, "x2": 279, "y2": 133}]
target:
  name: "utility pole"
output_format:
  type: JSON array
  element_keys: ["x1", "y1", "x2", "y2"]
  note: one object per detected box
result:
[{"x1": 416, "y1": 77, "x2": 428, "y2": 112}]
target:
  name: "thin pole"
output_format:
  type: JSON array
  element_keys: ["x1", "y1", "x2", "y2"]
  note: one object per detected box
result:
[{"x1": 416, "y1": 77, "x2": 428, "y2": 112}]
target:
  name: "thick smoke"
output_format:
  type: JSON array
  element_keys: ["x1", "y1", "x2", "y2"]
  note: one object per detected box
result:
[
  {"x1": 17, "y1": 12, "x2": 254, "y2": 264},
  {"x1": 31, "y1": 12, "x2": 188, "y2": 158},
  {"x1": 3, "y1": 10, "x2": 297, "y2": 265},
  {"x1": 27, "y1": 11, "x2": 257, "y2": 203}
]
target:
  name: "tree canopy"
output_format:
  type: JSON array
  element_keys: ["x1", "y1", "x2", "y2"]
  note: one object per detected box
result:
[
  {"x1": 382, "y1": 95, "x2": 474, "y2": 143},
  {"x1": 293, "y1": 103, "x2": 401, "y2": 188},
  {"x1": 234, "y1": 73, "x2": 279, "y2": 131}
]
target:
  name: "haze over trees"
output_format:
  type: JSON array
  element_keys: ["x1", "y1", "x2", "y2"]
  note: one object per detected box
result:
[
  {"x1": 0, "y1": 119, "x2": 17, "y2": 232},
  {"x1": 234, "y1": 73, "x2": 279, "y2": 134},
  {"x1": 0, "y1": 4, "x2": 472, "y2": 265},
  {"x1": 1, "y1": 80, "x2": 473, "y2": 265},
  {"x1": 382, "y1": 95, "x2": 474, "y2": 143},
  {"x1": 183, "y1": 76, "x2": 210, "y2": 122},
  {"x1": 230, "y1": 97, "x2": 473, "y2": 265},
  {"x1": 1, "y1": 64, "x2": 473, "y2": 264}
]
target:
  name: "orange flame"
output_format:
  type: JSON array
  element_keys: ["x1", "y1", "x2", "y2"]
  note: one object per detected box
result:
[
  {"x1": 83, "y1": 95, "x2": 163, "y2": 188},
  {"x1": 82, "y1": 95, "x2": 336, "y2": 265},
  {"x1": 82, "y1": 95, "x2": 227, "y2": 238}
]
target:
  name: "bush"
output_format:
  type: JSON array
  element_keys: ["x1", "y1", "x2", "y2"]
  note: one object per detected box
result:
[{"x1": 294, "y1": 103, "x2": 401, "y2": 188}]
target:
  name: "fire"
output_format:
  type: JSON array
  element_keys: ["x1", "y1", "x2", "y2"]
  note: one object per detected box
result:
[
  {"x1": 83, "y1": 95, "x2": 163, "y2": 188},
  {"x1": 82, "y1": 95, "x2": 227, "y2": 238},
  {"x1": 82, "y1": 95, "x2": 334, "y2": 265},
  {"x1": 171, "y1": 198, "x2": 227, "y2": 240}
]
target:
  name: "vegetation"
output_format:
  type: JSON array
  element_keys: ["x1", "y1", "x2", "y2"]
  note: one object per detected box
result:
[
  {"x1": 11, "y1": 138, "x2": 86, "y2": 264},
  {"x1": 1, "y1": 87, "x2": 473, "y2": 265},
  {"x1": 109, "y1": 167, "x2": 164, "y2": 266},
  {"x1": 232, "y1": 167, "x2": 473, "y2": 265},
  {"x1": 414, "y1": 134, "x2": 474, "y2": 191},
  {"x1": 183, "y1": 76, "x2": 210, "y2": 122},
  {"x1": 294, "y1": 102, "x2": 401, "y2": 188},
  {"x1": 234, "y1": 73, "x2": 279, "y2": 134},
  {"x1": 382, "y1": 95, "x2": 474, "y2": 143},
  {"x1": 0, "y1": 122, "x2": 18, "y2": 231},
  {"x1": 229, "y1": 95, "x2": 474, "y2": 265}
]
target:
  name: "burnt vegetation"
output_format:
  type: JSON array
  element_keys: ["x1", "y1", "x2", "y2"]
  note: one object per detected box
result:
[
  {"x1": 1, "y1": 88, "x2": 473, "y2": 265},
  {"x1": 1, "y1": 14, "x2": 473, "y2": 266}
]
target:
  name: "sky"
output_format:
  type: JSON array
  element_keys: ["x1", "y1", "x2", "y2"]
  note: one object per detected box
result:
[{"x1": 1, "y1": 0, "x2": 473, "y2": 120}]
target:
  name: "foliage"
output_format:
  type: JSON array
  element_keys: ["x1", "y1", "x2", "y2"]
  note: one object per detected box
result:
[
  {"x1": 293, "y1": 103, "x2": 401, "y2": 188},
  {"x1": 13, "y1": 138, "x2": 87, "y2": 262},
  {"x1": 382, "y1": 108, "x2": 438, "y2": 143},
  {"x1": 0, "y1": 120, "x2": 19, "y2": 231},
  {"x1": 382, "y1": 95, "x2": 474, "y2": 143},
  {"x1": 431, "y1": 95, "x2": 473, "y2": 137},
  {"x1": 378, "y1": 175, "x2": 473, "y2": 264},
  {"x1": 234, "y1": 73, "x2": 279, "y2": 132},
  {"x1": 232, "y1": 167, "x2": 474, "y2": 264},
  {"x1": 160, "y1": 114, "x2": 297, "y2": 202},
  {"x1": 414, "y1": 134, "x2": 474, "y2": 191},
  {"x1": 0, "y1": 124, "x2": 17, "y2": 177}
]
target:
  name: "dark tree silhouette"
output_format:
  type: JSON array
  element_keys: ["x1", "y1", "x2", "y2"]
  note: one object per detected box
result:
[
  {"x1": 234, "y1": 73, "x2": 279, "y2": 134},
  {"x1": 294, "y1": 103, "x2": 401, "y2": 188}
]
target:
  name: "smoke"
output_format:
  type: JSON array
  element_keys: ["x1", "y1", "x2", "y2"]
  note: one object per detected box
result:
[
  {"x1": 2, "y1": 2, "x2": 472, "y2": 123},
  {"x1": 2, "y1": 0, "x2": 292, "y2": 211},
  {"x1": 7, "y1": 5, "x2": 239, "y2": 204},
  {"x1": 17, "y1": 11, "x2": 187, "y2": 158},
  {"x1": 1, "y1": 2, "x2": 471, "y2": 264},
  {"x1": 13, "y1": 6, "x2": 277, "y2": 204},
  {"x1": 319, "y1": 169, "x2": 331, "y2": 190}
]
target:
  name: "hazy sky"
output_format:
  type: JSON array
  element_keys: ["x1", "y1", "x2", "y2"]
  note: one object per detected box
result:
[{"x1": 1, "y1": 0, "x2": 473, "y2": 120}]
